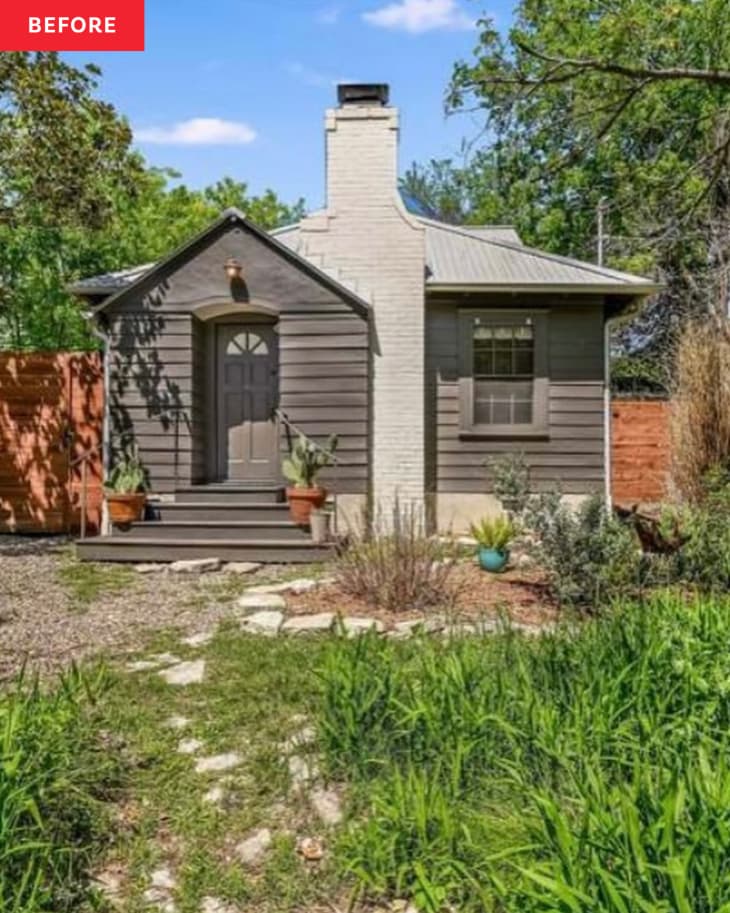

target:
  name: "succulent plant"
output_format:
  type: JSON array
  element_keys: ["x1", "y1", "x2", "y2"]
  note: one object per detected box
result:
[{"x1": 282, "y1": 434, "x2": 338, "y2": 489}]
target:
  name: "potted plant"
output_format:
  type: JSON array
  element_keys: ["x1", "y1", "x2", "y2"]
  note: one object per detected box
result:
[
  {"x1": 282, "y1": 433, "x2": 338, "y2": 525},
  {"x1": 105, "y1": 450, "x2": 148, "y2": 526},
  {"x1": 470, "y1": 516, "x2": 516, "y2": 573}
]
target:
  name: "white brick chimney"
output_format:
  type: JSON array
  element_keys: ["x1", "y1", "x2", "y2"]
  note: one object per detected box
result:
[{"x1": 300, "y1": 84, "x2": 426, "y2": 515}]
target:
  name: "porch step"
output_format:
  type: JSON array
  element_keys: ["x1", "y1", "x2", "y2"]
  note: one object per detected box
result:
[
  {"x1": 76, "y1": 537, "x2": 334, "y2": 564},
  {"x1": 150, "y1": 502, "x2": 291, "y2": 523},
  {"x1": 116, "y1": 521, "x2": 311, "y2": 542},
  {"x1": 175, "y1": 484, "x2": 285, "y2": 505}
]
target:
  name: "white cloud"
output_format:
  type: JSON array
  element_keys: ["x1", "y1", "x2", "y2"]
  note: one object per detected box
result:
[
  {"x1": 135, "y1": 118, "x2": 257, "y2": 145},
  {"x1": 362, "y1": 0, "x2": 475, "y2": 33},
  {"x1": 316, "y1": 5, "x2": 341, "y2": 24}
]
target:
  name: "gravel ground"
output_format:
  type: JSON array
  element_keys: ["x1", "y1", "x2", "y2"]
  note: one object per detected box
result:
[{"x1": 0, "y1": 536, "x2": 298, "y2": 681}]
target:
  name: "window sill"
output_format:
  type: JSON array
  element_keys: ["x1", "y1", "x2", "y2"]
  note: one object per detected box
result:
[{"x1": 459, "y1": 428, "x2": 550, "y2": 441}]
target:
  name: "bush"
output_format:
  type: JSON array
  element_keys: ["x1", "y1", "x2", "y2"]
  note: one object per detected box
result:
[
  {"x1": 522, "y1": 492, "x2": 642, "y2": 609},
  {"x1": 668, "y1": 467, "x2": 730, "y2": 590},
  {"x1": 317, "y1": 593, "x2": 730, "y2": 912},
  {"x1": 336, "y1": 501, "x2": 459, "y2": 612},
  {"x1": 0, "y1": 666, "x2": 119, "y2": 912}
]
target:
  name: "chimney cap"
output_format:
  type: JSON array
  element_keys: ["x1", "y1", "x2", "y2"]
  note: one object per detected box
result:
[{"x1": 337, "y1": 83, "x2": 390, "y2": 107}]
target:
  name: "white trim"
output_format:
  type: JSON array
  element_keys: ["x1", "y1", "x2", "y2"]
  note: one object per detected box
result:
[{"x1": 604, "y1": 317, "x2": 615, "y2": 509}]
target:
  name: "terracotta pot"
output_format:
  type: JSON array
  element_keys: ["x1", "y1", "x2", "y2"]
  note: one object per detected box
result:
[
  {"x1": 106, "y1": 492, "x2": 146, "y2": 527},
  {"x1": 286, "y1": 486, "x2": 327, "y2": 525}
]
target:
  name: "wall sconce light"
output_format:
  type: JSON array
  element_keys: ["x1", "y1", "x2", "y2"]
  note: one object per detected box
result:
[{"x1": 224, "y1": 257, "x2": 243, "y2": 280}]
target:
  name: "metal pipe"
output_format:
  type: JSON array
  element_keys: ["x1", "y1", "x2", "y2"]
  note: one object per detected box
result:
[
  {"x1": 86, "y1": 312, "x2": 112, "y2": 535},
  {"x1": 604, "y1": 315, "x2": 617, "y2": 510}
]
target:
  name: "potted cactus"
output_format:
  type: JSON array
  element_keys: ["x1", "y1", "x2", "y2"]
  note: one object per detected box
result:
[
  {"x1": 470, "y1": 516, "x2": 516, "y2": 573},
  {"x1": 282, "y1": 433, "x2": 338, "y2": 525},
  {"x1": 105, "y1": 449, "x2": 148, "y2": 526}
]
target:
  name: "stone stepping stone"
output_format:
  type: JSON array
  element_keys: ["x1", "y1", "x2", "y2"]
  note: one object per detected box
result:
[
  {"x1": 181, "y1": 631, "x2": 214, "y2": 648},
  {"x1": 201, "y1": 898, "x2": 236, "y2": 913},
  {"x1": 163, "y1": 715, "x2": 191, "y2": 730},
  {"x1": 224, "y1": 561, "x2": 262, "y2": 575},
  {"x1": 309, "y1": 787, "x2": 343, "y2": 826},
  {"x1": 126, "y1": 653, "x2": 181, "y2": 673},
  {"x1": 235, "y1": 827, "x2": 272, "y2": 866},
  {"x1": 203, "y1": 785, "x2": 225, "y2": 805},
  {"x1": 240, "y1": 609, "x2": 284, "y2": 635},
  {"x1": 236, "y1": 593, "x2": 286, "y2": 613},
  {"x1": 281, "y1": 613, "x2": 334, "y2": 635},
  {"x1": 170, "y1": 558, "x2": 221, "y2": 574},
  {"x1": 195, "y1": 752, "x2": 242, "y2": 774},
  {"x1": 288, "y1": 754, "x2": 319, "y2": 787},
  {"x1": 143, "y1": 867, "x2": 177, "y2": 909},
  {"x1": 135, "y1": 563, "x2": 167, "y2": 574},
  {"x1": 177, "y1": 738, "x2": 204, "y2": 755},
  {"x1": 246, "y1": 577, "x2": 319, "y2": 595},
  {"x1": 340, "y1": 617, "x2": 385, "y2": 637},
  {"x1": 159, "y1": 660, "x2": 206, "y2": 686}
]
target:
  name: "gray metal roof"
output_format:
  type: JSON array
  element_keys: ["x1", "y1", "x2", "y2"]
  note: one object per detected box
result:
[
  {"x1": 73, "y1": 214, "x2": 660, "y2": 298},
  {"x1": 69, "y1": 263, "x2": 156, "y2": 295},
  {"x1": 421, "y1": 220, "x2": 659, "y2": 292}
]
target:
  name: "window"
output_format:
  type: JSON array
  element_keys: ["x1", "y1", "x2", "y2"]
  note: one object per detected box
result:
[
  {"x1": 459, "y1": 311, "x2": 548, "y2": 436},
  {"x1": 226, "y1": 330, "x2": 269, "y2": 356}
]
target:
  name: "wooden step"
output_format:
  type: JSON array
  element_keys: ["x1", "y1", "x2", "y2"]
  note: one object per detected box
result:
[
  {"x1": 116, "y1": 521, "x2": 310, "y2": 542},
  {"x1": 150, "y1": 502, "x2": 292, "y2": 523},
  {"x1": 175, "y1": 485, "x2": 285, "y2": 505},
  {"x1": 76, "y1": 537, "x2": 334, "y2": 564}
]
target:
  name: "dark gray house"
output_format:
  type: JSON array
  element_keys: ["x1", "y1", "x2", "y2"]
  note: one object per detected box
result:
[{"x1": 74, "y1": 84, "x2": 659, "y2": 563}]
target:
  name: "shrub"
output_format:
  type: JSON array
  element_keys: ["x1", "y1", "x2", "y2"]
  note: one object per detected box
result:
[
  {"x1": 522, "y1": 492, "x2": 641, "y2": 608},
  {"x1": 486, "y1": 453, "x2": 531, "y2": 516},
  {"x1": 670, "y1": 318, "x2": 730, "y2": 502},
  {"x1": 0, "y1": 666, "x2": 118, "y2": 912},
  {"x1": 669, "y1": 467, "x2": 730, "y2": 590},
  {"x1": 336, "y1": 501, "x2": 459, "y2": 612}
]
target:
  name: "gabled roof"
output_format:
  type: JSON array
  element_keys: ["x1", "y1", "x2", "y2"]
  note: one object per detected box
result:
[
  {"x1": 70, "y1": 208, "x2": 370, "y2": 312},
  {"x1": 73, "y1": 210, "x2": 661, "y2": 302}
]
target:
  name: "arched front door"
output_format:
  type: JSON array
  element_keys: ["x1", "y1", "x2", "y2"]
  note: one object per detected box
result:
[{"x1": 215, "y1": 323, "x2": 279, "y2": 482}]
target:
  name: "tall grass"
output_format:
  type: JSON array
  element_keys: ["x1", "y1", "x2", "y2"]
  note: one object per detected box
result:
[
  {"x1": 670, "y1": 318, "x2": 730, "y2": 502},
  {"x1": 317, "y1": 595, "x2": 730, "y2": 911},
  {"x1": 0, "y1": 666, "x2": 117, "y2": 912}
]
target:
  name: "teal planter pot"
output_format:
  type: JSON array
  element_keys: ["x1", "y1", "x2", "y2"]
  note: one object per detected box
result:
[{"x1": 478, "y1": 547, "x2": 509, "y2": 573}]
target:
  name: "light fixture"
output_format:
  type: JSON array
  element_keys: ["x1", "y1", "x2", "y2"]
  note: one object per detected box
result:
[{"x1": 224, "y1": 257, "x2": 243, "y2": 280}]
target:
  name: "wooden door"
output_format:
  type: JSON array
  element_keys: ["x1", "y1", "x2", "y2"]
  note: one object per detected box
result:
[{"x1": 216, "y1": 324, "x2": 279, "y2": 481}]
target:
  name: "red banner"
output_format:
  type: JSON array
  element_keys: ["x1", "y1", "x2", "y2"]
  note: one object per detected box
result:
[{"x1": 1, "y1": 1, "x2": 144, "y2": 50}]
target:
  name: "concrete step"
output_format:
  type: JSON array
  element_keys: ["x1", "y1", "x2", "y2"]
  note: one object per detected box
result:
[
  {"x1": 150, "y1": 502, "x2": 292, "y2": 523},
  {"x1": 116, "y1": 521, "x2": 310, "y2": 542},
  {"x1": 175, "y1": 485, "x2": 285, "y2": 505},
  {"x1": 76, "y1": 537, "x2": 334, "y2": 564}
]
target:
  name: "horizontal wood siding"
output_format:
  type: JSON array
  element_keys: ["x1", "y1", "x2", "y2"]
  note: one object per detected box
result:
[
  {"x1": 427, "y1": 298, "x2": 606, "y2": 495},
  {"x1": 108, "y1": 313, "x2": 195, "y2": 493},
  {"x1": 278, "y1": 311, "x2": 369, "y2": 493},
  {"x1": 104, "y1": 220, "x2": 370, "y2": 495}
]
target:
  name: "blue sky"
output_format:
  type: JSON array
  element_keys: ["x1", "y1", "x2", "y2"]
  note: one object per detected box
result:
[{"x1": 66, "y1": 0, "x2": 512, "y2": 209}]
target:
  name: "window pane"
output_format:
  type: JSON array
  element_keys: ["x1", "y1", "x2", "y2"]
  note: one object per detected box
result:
[
  {"x1": 514, "y1": 349, "x2": 534, "y2": 375},
  {"x1": 513, "y1": 399, "x2": 533, "y2": 424},
  {"x1": 474, "y1": 380, "x2": 534, "y2": 426},
  {"x1": 493, "y1": 349, "x2": 513, "y2": 375}
]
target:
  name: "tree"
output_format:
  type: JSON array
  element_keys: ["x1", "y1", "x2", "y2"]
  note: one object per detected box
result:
[
  {"x1": 443, "y1": 0, "x2": 730, "y2": 372},
  {"x1": 0, "y1": 54, "x2": 306, "y2": 350}
]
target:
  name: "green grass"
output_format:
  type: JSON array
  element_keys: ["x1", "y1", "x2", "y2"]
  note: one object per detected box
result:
[
  {"x1": 0, "y1": 665, "x2": 119, "y2": 912},
  {"x1": 316, "y1": 592, "x2": 730, "y2": 912},
  {"x1": 93, "y1": 625, "x2": 343, "y2": 913},
  {"x1": 57, "y1": 558, "x2": 136, "y2": 608}
]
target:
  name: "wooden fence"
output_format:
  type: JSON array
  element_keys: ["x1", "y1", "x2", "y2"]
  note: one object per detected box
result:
[
  {"x1": 611, "y1": 398, "x2": 670, "y2": 505},
  {"x1": 0, "y1": 353, "x2": 103, "y2": 534}
]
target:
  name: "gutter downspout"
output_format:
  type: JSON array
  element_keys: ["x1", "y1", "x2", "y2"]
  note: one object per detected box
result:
[
  {"x1": 604, "y1": 315, "x2": 616, "y2": 510},
  {"x1": 85, "y1": 312, "x2": 112, "y2": 535}
]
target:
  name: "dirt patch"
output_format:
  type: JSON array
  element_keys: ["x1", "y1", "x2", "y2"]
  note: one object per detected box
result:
[{"x1": 287, "y1": 560, "x2": 557, "y2": 627}]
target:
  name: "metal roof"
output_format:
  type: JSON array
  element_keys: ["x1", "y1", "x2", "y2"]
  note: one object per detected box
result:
[{"x1": 72, "y1": 214, "x2": 660, "y2": 298}]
